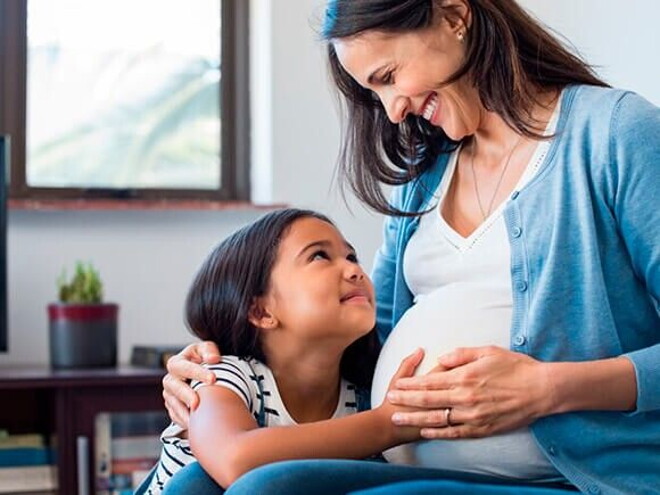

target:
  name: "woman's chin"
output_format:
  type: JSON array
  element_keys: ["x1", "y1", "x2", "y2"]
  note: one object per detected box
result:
[{"x1": 440, "y1": 124, "x2": 469, "y2": 142}]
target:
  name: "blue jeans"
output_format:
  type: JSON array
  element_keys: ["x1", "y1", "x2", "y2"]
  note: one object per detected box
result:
[
  {"x1": 166, "y1": 459, "x2": 579, "y2": 495},
  {"x1": 162, "y1": 461, "x2": 225, "y2": 495}
]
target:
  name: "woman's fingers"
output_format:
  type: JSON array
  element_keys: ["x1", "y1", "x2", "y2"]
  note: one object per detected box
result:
[
  {"x1": 172, "y1": 341, "x2": 222, "y2": 367},
  {"x1": 395, "y1": 371, "x2": 451, "y2": 390},
  {"x1": 163, "y1": 372, "x2": 201, "y2": 408},
  {"x1": 166, "y1": 346, "x2": 218, "y2": 385},
  {"x1": 392, "y1": 408, "x2": 461, "y2": 428},
  {"x1": 437, "y1": 346, "x2": 498, "y2": 369},
  {"x1": 163, "y1": 374, "x2": 197, "y2": 427},
  {"x1": 163, "y1": 383, "x2": 191, "y2": 427},
  {"x1": 194, "y1": 341, "x2": 222, "y2": 365},
  {"x1": 420, "y1": 424, "x2": 490, "y2": 440},
  {"x1": 387, "y1": 388, "x2": 455, "y2": 408},
  {"x1": 388, "y1": 348, "x2": 548, "y2": 436},
  {"x1": 162, "y1": 341, "x2": 223, "y2": 426}
]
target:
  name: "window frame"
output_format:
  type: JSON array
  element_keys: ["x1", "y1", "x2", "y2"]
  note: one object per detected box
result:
[{"x1": 0, "y1": 0, "x2": 250, "y2": 202}]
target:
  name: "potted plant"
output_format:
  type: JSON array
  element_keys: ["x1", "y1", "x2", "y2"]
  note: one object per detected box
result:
[{"x1": 48, "y1": 262, "x2": 118, "y2": 369}]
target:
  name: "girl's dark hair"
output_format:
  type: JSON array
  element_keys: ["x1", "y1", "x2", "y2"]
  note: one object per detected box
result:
[
  {"x1": 185, "y1": 208, "x2": 380, "y2": 389},
  {"x1": 322, "y1": 0, "x2": 609, "y2": 216}
]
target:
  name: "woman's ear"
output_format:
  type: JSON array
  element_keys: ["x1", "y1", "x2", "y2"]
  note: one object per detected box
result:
[
  {"x1": 439, "y1": 0, "x2": 472, "y2": 33},
  {"x1": 248, "y1": 299, "x2": 279, "y2": 330}
]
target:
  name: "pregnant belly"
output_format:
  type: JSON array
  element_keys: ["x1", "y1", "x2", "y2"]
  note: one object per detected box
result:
[
  {"x1": 370, "y1": 292, "x2": 559, "y2": 480},
  {"x1": 372, "y1": 289, "x2": 512, "y2": 388}
]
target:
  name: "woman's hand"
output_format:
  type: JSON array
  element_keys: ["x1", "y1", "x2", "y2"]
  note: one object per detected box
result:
[
  {"x1": 375, "y1": 348, "x2": 426, "y2": 445},
  {"x1": 163, "y1": 341, "x2": 222, "y2": 427},
  {"x1": 387, "y1": 346, "x2": 554, "y2": 439}
]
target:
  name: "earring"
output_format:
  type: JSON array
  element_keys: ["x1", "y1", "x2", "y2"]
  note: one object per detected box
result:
[{"x1": 457, "y1": 31, "x2": 465, "y2": 42}]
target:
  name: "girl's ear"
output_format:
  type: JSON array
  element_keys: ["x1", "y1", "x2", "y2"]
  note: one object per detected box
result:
[{"x1": 248, "y1": 299, "x2": 279, "y2": 330}]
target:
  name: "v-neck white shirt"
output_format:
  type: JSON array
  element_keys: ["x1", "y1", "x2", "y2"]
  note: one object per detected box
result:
[
  {"x1": 374, "y1": 100, "x2": 564, "y2": 481},
  {"x1": 403, "y1": 125, "x2": 553, "y2": 301}
]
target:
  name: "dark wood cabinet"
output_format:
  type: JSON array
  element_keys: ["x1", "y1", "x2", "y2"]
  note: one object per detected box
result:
[{"x1": 0, "y1": 366, "x2": 165, "y2": 495}]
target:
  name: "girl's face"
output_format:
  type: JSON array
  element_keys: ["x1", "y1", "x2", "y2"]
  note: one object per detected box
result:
[
  {"x1": 333, "y1": 18, "x2": 481, "y2": 141},
  {"x1": 259, "y1": 217, "x2": 375, "y2": 345}
]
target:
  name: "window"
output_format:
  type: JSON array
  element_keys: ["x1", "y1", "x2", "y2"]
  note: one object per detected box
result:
[{"x1": 0, "y1": 0, "x2": 249, "y2": 202}]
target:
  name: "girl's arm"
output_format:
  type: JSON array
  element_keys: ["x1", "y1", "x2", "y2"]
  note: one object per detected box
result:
[
  {"x1": 189, "y1": 388, "x2": 412, "y2": 487},
  {"x1": 189, "y1": 351, "x2": 423, "y2": 488}
]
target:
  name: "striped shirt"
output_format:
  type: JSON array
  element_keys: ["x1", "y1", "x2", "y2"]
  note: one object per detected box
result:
[{"x1": 146, "y1": 356, "x2": 359, "y2": 493}]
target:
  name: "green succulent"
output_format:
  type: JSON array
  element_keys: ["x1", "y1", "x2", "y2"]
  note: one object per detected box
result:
[{"x1": 57, "y1": 262, "x2": 103, "y2": 304}]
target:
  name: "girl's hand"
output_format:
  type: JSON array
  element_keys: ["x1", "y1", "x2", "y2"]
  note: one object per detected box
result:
[
  {"x1": 376, "y1": 348, "x2": 426, "y2": 444},
  {"x1": 387, "y1": 346, "x2": 554, "y2": 439},
  {"x1": 163, "y1": 341, "x2": 222, "y2": 427}
]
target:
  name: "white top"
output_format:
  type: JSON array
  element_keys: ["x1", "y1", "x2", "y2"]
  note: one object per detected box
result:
[
  {"x1": 371, "y1": 99, "x2": 565, "y2": 481},
  {"x1": 147, "y1": 356, "x2": 358, "y2": 494}
]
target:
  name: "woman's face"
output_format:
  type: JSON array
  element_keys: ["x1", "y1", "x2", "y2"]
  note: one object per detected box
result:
[{"x1": 333, "y1": 19, "x2": 481, "y2": 141}]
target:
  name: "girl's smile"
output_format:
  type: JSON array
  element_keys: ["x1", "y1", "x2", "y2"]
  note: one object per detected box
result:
[{"x1": 340, "y1": 288, "x2": 372, "y2": 305}]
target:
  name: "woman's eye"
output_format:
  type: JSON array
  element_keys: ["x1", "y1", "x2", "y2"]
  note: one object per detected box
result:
[
  {"x1": 382, "y1": 70, "x2": 394, "y2": 84},
  {"x1": 310, "y1": 250, "x2": 330, "y2": 261},
  {"x1": 347, "y1": 253, "x2": 359, "y2": 263}
]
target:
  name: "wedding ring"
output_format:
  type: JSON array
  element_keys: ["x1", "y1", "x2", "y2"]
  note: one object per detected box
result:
[{"x1": 444, "y1": 407, "x2": 453, "y2": 427}]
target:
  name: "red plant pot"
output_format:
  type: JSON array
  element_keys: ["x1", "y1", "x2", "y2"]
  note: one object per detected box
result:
[{"x1": 48, "y1": 303, "x2": 119, "y2": 369}]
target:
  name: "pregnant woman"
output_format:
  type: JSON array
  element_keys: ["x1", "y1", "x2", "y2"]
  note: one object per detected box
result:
[{"x1": 161, "y1": 1, "x2": 659, "y2": 494}]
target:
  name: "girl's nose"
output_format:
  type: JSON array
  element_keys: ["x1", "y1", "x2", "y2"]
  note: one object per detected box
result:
[{"x1": 345, "y1": 263, "x2": 365, "y2": 282}]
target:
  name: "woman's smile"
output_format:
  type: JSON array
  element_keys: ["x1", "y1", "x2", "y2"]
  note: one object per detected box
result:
[
  {"x1": 421, "y1": 92, "x2": 439, "y2": 122},
  {"x1": 333, "y1": 25, "x2": 477, "y2": 139}
]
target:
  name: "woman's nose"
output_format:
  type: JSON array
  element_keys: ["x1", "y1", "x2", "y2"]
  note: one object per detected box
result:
[{"x1": 381, "y1": 92, "x2": 409, "y2": 124}]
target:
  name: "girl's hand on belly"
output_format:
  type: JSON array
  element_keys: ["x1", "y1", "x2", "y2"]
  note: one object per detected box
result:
[
  {"x1": 374, "y1": 348, "x2": 427, "y2": 445},
  {"x1": 386, "y1": 346, "x2": 555, "y2": 439}
]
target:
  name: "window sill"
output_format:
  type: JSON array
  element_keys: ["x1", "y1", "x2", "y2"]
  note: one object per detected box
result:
[{"x1": 8, "y1": 198, "x2": 286, "y2": 212}]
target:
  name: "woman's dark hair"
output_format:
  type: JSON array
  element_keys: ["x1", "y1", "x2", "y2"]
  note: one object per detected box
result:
[
  {"x1": 185, "y1": 208, "x2": 380, "y2": 389},
  {"x1": 322, "y1": 0, "x2": 609, "y2": 216}
]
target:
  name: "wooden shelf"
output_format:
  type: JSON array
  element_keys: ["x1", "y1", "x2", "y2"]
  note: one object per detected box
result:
[{"x1": 0, "y1": 365, "x2": 165, "y2": 494}]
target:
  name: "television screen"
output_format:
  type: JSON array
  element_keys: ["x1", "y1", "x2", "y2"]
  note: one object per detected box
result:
[{"x1": 0, "y1": 135, "x2": 7, "y2": 352}]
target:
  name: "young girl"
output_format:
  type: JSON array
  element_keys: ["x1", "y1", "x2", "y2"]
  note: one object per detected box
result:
[{"x1": 146, "y1": 208, "x2": 422, "y2": 493}]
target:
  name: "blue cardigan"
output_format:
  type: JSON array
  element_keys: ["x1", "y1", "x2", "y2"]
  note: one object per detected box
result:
[{"x1": 371, "y1": 85, "x2": 660, "y2": 495}]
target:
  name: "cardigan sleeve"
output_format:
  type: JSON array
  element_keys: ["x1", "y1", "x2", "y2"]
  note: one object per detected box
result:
[{"x1": 610, "y1": 92, "x2": 660, "y2": 413}]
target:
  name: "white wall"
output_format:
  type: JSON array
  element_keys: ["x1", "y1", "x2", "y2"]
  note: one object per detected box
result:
[
  {"x1": 2, "y1": 0, "x2": 657, "y2": 365},
  {"x1": 519, "y1": 0, "x2": 660, "y2": 105},
  {"x1": 1, "y1": 0, "x2": 382, "y2": 366}
]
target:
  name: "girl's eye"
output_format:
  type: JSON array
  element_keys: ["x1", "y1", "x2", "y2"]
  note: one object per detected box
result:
[
  {"x1": 347, "y1": 253, "x2": 359, "y2": 263},
  {"x1": 310, "y1": 250, "x2": 330, "y2": 261}
]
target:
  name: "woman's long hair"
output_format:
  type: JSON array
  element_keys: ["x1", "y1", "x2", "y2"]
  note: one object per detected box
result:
[
  {"x1": 185, "y1": 208, "x2": 380, "y2": 389},
  {"x1": 322, "y1": 0, "x2": 608, "y2": 216}
]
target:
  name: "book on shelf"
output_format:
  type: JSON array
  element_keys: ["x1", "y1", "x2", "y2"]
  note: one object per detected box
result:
[
  {"x1": 96, "y1": 413, "x2": 112, "y2": 494},
  {"x1": 112, "y1": 435, "x2": 161, "y2": 460},
  {"x1": 0, "y1": 447, "x2": 56, "y2": 467},
  {"x1": 0, "y1": 465, "x2": 57, "y2": 493},
  {"x1": 130, "y1": 345, "x2": 185, "y2": 368},
  {"x1": 95, "y1": 411, "x2": 168, "y2": 493},
  {"x1": 0, "y1": 432, "x2": 45, "y2": 449},
  {"x1": 0, "y1": 431, "x2": 57, "y2": 493}
]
